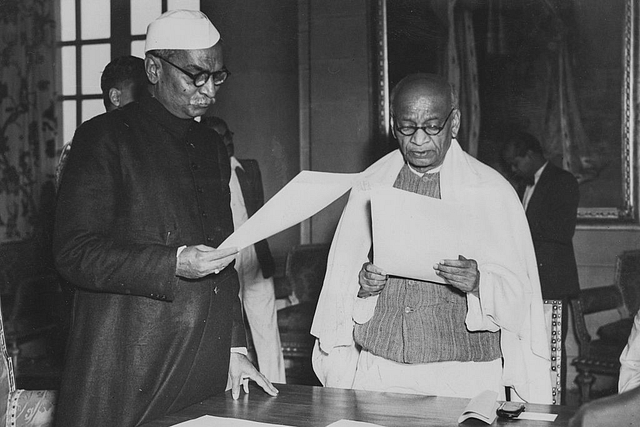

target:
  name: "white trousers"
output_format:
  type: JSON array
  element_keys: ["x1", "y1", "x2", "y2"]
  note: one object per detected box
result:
[
  {"x1": 236, "y1": 244, "x2": 286, "y2": 383},
  {"x1": 353, "y1": 350, "x2": 504, "y2": 399}
]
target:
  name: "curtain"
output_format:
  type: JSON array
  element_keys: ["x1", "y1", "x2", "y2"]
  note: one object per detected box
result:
[
  {"x1": 446, "y1": 0, "x2": 481, "y2": 157},
  {"x1": 543, "y1": 30, "x2": 598, "y2": 183},
  {"x1": 0, "y1": 0, "x2": 58, "y2": 242}
]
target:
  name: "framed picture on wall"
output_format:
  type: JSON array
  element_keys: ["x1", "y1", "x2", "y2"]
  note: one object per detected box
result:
[{"x1": 374, "y1": 0, "x2": 639, "y2": 224}]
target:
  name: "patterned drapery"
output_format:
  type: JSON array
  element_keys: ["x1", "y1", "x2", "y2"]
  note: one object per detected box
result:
[
  {"x1": 446, "y1": 0, "x2": 480, "y2": 158},
  {"x1": 0, "y1": 0, "x2": 58, "y2": 241}
]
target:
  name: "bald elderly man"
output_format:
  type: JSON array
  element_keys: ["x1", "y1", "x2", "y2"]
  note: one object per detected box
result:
[
  {"x1": 54, "y1": 10, "x2": 277, "y2": 427},
  {"x1": 311, "y1": 74, "x2": 552, "y2": 404}
]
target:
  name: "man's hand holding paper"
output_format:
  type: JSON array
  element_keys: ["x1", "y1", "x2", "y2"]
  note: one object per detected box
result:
[
  {"x1": 433, "y1": 255, "x2": 480, "y2": 296},
  {"x1": 357, "y1": 262, "x2": 388, "y2": 298}
]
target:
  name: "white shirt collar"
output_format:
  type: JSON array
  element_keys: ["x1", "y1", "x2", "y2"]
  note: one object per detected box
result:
[
  {"x1": 229, "y1": 156, "x2": 244, "y2": 171},
  {"x1": 532, "y1": 161, "x2": 548, "y2": 186},
  {"x1": 406, "y1": 162, "x2": 442, "y2": 177}
]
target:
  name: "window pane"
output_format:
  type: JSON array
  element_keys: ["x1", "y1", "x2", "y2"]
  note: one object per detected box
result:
[
  {"x1": 168, "y1": 0, "x2": 199, "y2": 11},
  {"x1": 60, "y1": 0, "x2": 76, "y2": 41},
  {"x1": 81, "y1": 44, "x2": 110, "y2": 95},
  {"x1": 131, "y1": 0, "x2": 161, "y2": 36},
  {"x1": 61, "y1": 46, "x2": 76, "y2": 95},
  {"x1": 131, "y1": 41, "x2": 146, "y2": 59},
  {"x1": 82, "y1": 100, "x2": 105, "y2": 123},
  {"x1": 62, "y1": 101, "x2": 77, "y2": 145},
  {"x1": 81, "y1": 0, "x2": 110, "y2": 39}
]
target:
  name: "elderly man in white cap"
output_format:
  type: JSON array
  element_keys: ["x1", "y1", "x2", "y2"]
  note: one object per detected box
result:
[{"x1": 53, "y1": 10, "x2": 278, "y2": 427}]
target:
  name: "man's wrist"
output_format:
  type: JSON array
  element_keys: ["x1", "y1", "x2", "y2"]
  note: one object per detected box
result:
[{"x1": 231, "y1": 347, "x2": 248, "y2": 355}]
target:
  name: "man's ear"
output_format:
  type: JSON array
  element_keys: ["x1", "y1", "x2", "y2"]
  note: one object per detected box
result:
[
  {"x1": 450, "y1": 108, "x2": 461, "y2": 139},
  {"x1": 108, "y1": 88, "x2": 121, "y2": 108},
  {"x1": 525, "y1": 149, "x2": 536, "y2": 160},
  {"x1": 389, "y1": 116, "x2": 397, "y2": 140},
  {"x1": 145, "y1": 56, "x2": 161, "y2": 84}
]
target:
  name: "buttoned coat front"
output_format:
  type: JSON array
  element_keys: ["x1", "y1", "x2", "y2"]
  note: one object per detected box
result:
[{"x1": 53, "y1": 96, "x2": 246, "y2": 427}]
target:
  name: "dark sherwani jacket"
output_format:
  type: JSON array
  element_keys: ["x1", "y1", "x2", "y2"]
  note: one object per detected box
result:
[
  {"x1": 236, "y1": 159, "x2": 275, "y2": 278},
  {"x1": 526, "y1": 162, "x2": 580, "y2": 300},
  {"x1": 53, "y1": 96, "x2": 246, "y2": 427}
]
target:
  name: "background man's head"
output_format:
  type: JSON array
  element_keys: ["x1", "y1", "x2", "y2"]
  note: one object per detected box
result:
[
  {"x1": 202, "y1": 116, "x2": 234, "y2": 157},
  {"x1": 390, "y1": 74, "x2": 460, "y2": 173},
  {"x1": 501, "y1": 131, "x2": 546, "y2": 182},
  {"x1": 143, "y1": 10, "x2": 229, "y2": 120},
  {"x1": 101, "y1": 55, "x2": 148, "y2": 112}
]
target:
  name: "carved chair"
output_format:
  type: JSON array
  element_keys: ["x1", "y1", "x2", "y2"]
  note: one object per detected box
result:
[
  {"x1": 277, "y1": 243, "x2": 330, "y2": 385},
  {"x1": 0, "y1": 240, "x2": 66, "y2": 388},
  {"x1": 570, "y1": 285, "x2": 627, "y2": 403},
  {"x1": 0, "y1": 294, "x2": 56, "y2": 427},
  {"x1": 570, "y1": 250, "x2": 640, "y2": 403}
]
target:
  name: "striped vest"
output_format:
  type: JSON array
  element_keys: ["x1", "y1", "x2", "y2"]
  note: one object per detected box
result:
[{"x1": 354, "y1": 165, "x2": 501, "y2": 364}]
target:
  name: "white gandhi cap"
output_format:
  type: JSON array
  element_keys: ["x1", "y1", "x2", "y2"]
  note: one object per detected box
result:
[{"x1": 144, "y1": 10, "x2": 220, "y2": 53}]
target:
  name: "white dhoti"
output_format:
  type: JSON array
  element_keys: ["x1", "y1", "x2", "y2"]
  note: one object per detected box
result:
[
  {"x1": 235, "y1": 242, "x2": 286, "y2": 383},
  {"x1": 353, "y1": 350, "x2": 504, "y2": 399}
]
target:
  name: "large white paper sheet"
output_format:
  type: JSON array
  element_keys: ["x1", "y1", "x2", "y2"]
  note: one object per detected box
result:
[
  {"x1": 171, "y1": 415, "x2": 294, "y2": 427},
  {"x1": 371, "y1": 187, "x2": 479, "y2": 283},
  {"x1": 219, "y1": 171, "x2": 359, "y2": 250}
]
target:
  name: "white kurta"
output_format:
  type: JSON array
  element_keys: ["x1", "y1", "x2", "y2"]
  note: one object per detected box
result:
[
  {"x1": 229, "y1": 156, "x2": 286, "y2": 383},
  {"x1": 619, "y1": 311, "x2": 640, "y2": 393},
  {"x1": 310, "y1": 140, "x2": 552, "y2": 404}
]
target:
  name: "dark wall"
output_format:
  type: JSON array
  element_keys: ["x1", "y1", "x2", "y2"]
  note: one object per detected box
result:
[
  {"x1": 306, "y1": 0, "x2": 375, "y2": 243},
  {"x1": 201, "y1": 0, "x2": 300, "y2": 262},
  {"x1": 201, "y1": 0, "x2": 374, "y2": 260}
]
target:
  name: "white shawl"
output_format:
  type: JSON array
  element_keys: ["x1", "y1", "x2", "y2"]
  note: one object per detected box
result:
[{"x1": 310, "y1": 140, "x2": 552, "y2": 404}]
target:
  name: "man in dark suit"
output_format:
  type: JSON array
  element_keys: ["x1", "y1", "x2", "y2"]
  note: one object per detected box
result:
[
  {"x1": 203, "y1": 116, "x2": 286, "y2": 383},
  {"x1": 503, "y1": 130, "x2": 580, "y2": 403},
  {"x1": 54, "y1": 11, "x2": 277, "y2": 427}
]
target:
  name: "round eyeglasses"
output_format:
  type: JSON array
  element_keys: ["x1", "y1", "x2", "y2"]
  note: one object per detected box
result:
[
  {"x1": 393, "y1": 108, "x2": 455, "y2": 137},
  {"x1": 154, "y1": 55, "x2": 230, "y2": 87}
]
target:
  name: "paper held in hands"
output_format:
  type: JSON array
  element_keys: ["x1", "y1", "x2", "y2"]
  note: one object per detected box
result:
[
  {"x1": 371, "y1": 187, "x2": 480, "y2": 284},
  {"x1": 219, "y1": 170, "x2": 359, "y2": 251}
]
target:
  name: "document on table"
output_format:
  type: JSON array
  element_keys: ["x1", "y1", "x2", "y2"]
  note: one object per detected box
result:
[
  {"x1": 326, "y1": 421, "x2": 384, "y2": 427},
  {"x1": 219, "y1": 171, "x2": 359, "y2": 251},
  {"x1": 172, "y1": 416, "x2": 386, "y2": 427},
  {"x1": 457, "y1": 390, "x2": 499, "y2": 424},
  {"x1": 370, "y1": 187, "x2": 480, "y2": 284},
  {"x1": 171, "y1": 416, "x2": 294, "y2": 426}
]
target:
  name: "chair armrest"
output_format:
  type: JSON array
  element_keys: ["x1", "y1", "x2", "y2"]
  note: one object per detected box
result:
[{"x1": 579, "y1": 285, "x2": 623, "y2": 315}]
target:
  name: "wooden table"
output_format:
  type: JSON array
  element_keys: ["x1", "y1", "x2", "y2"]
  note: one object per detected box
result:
[{"x1": 140, "y1": 384, "x2": 578, "y2": 427}]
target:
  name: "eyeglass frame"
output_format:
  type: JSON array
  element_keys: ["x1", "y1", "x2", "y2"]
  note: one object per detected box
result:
[
  {"x1": 153, "y1": 54, "x2": 230, "y2": 87},
  {"x1": 392, "y1": 108, "x2": 456, "y2": 137}
]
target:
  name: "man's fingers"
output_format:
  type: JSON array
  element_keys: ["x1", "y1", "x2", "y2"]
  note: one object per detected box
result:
[
  {"x1": 364, "y1": 262, "x2": 387, "y2": 276},
  {"x1": 231, "y1": 377, "x2": 241, "y2": 400},
  {"x1": 253, "y1": 374, "x2": 279, "y2": 396},
  {"x1": 200, "y1": 247, "x2": 238, "y2": 261}
]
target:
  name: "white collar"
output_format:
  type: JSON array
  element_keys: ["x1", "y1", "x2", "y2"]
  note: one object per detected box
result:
[
  {"x1": 229, "y1": 156, "x2": 244, "y2": 170},
  {"x1": 532, "y1": 161, "x2": 548, "y2": 186},
  {"x1": 406, "y1": 162, "x2": 442, "y2": 177}
]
